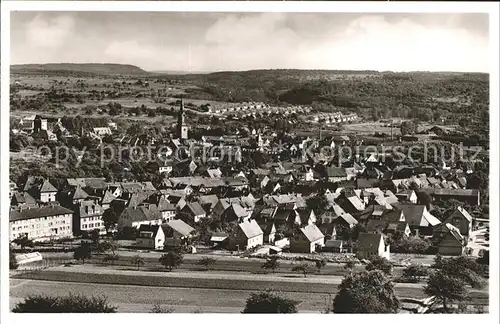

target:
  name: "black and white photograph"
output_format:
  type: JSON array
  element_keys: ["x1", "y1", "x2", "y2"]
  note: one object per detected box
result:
[{"x1": 1, "y1": 1, "x2": 498, "y2": 320}]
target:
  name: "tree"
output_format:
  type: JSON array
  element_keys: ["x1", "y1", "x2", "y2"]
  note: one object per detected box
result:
[
  {"x1": 402, "y1": 264, "x2": 429, "y2": 282},
  {"x1": 12, "y1": 293, "x2": 117, "y2": 313},
  {"x1": 416, "y1": 190, "x2": 432, "y2": 208},
  {"x1": 10, "y1": 245, "x2": 19, "y2": 270},
  {"x1": 400, "y1": 120, "x2": 418, "y2": 136},
  {"x1": 261, "y1": 256, "x2": 280, "y2": 273},
  {"x1": 90, "y1": 229, "x2": 100, "y2": 247},
  {"x1": 102, "y1": 209, "x2": 119, "y2": 231},
  {"x1": 424, "y1": 271, "x2": 469, "y2": 313},
  {"x1": 315, "y1": 259, "x2": 327, "y2": 273},
  {"x1": 99, "y1": 240, "x2": 119, "y2": 255},
  {"x1": 102, "y1": 253, "x2": 119, "y2": 266},
  {"x1": 406, "y1": 236, "x2": 430, "y2": 254},
  {"x1": 150, "y1": 304, "x2": 174, "y2": 313},
  {"x1": 159, "y1": 251, "x2": 183, "y2": 272},
  {"x1": 365, "y1": 255, "x2": 392, "y2": 275},
  {"x1": 73, "y1": 243, "x2": 92, "y2": 264},
  {"x1": 458, "y1": 118, "x2": 469, "y2": 128},
  {"x1": 333, "y1": 270, "x2": 399, "y2": 313},
  {"x1": 242, "y1": 290, "x2": 298, "y2": 313},
  {"x1": 306, "y1": 194, "x2": 328, "y2": 214},
  {"x1": 292, "y1": 263, "x2": 311, "y2": 278},
  {"x1": 196, "y1": 257, "x2": 216, "y2": 270},
  {"x1": 344, "y1": 260, "x2": 356, "y2": 274},
  {"x1": 12, "y1": 236, "x2": 34, "y2": 251},
  {"x1": 131, "y1": 255, "x2": 145, "y2": 270},
  {"x1": 477, "y1": 250, "x2": 489, "y2": 266},
  {"x1": 433, "y1": 255, "x2": 486, "y2": 288}
]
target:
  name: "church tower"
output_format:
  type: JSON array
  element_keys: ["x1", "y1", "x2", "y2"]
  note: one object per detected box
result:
[{"x1": 177, "y1": 98, "x2": 188, "y2": 139}]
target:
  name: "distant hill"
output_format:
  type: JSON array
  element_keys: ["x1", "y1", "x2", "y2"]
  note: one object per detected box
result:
[
  {"x1": 11, "y1": 63, "x2": 149, "y2": 76},
  {"x1": 151, "y1": 70, "x2": 213, "y2": 75}
]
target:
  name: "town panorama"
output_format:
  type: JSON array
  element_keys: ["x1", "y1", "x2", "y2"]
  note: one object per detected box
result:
[{"x1": 8, "y1": 12, "x2": 490, "y2": 315}]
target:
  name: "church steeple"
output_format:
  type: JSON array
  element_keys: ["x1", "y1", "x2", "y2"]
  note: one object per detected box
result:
[{"x1": 177, "y1": 97, "x2": 188, "y2": 139}]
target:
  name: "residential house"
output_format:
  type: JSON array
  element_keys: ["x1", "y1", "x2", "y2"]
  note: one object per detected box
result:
[
  {"x1": 74, "y1": 200, "x2": 106, "y2": 235},
  {"x1": 163, "y1": 219, "x2": 196, "y2": 247},
  {"x1": 32, "y1": 129, "x2": 57, "y2": 141},
  {"x1": 100, "y1": 190, "x2": 116, "y2": 210},
  {"x1": 210, "y1": 232, "x2": 229, "y2": 247},
  {"x1": 290, "y1": 224, "x2": 325, "y2": 253},
  {"x1": 323, "y1": 239, "x2": 347, "y2": 253},
  {"x1": 356, "y1": 233, "x2": 390, "y2": 260},
  {"x1": 221, "y1": 203, "x2": 250, "y2": 223},
  {"x1": 11, "y1": 192, "x2": 37, "y2": 208},
  {"x1": 395, "y1": 204, "x2": 441, "y2": 236},
  {"x1": 25, "y1": 179, "x2": 58, "y2": 203},
  {"x1": 356, "y1": 178, "x2": 381, "y2": 189},
  {"x1": 229, "y1": 219, "x2": 264, "y2": 251},
  {"x1": 335, "y1": 192, "x2": 365, "y2": 214},
  {"x1": 9, "y1": 181, "x2": 18, "y2": 200},
  {"x1": 435, "y1": 224, "x2": 466, "y2": 256},
  {"x1": 93, "y1": 127, "x2": 112, "y2": 136},
  {"x1": 10, "y1": 205, "x2": 74, "y2": 241},
  {"x1": 395, "y1": 190, "x2": 418, "y2": 204},
  {"x1": 117, "y1": 206, "x2": 163, "y2": 229},
  {"x1": 260, "y1": 221, "x2": 277, "y2": 244},
  {"x1": 197, "y1": 195, "x2": 220, "y2": 213},
  {"x1": 179, "y1": 202, "x2": 206, "y2": 223},
  {"x1": 326, "y1": 166, "x2": 348, "y2": 183},
  {"x1": 33, "y1": 115, "x2": 48, "y2": 132},
  {"x1": 432, "y1": 189, "x2": 480, "y2": 206},
  {"x1": 212, "y1": 198, "x2": 232, "y2": 220},
  {"x1": 252, "y1": 206, "x2": 278, "y2": 223},
  {"x1": 386, "y1": 221, "x2": 412, "y2": 237},
  {"x1": 274, "y1": 208, "x2": 301, "y2": 226},
  {"x1": 320, "y1": 204, "x2": 346, "y2": 223},
  {"x1": 136, "y1": 225, "x2": 165, "y2": 250},
  {"x1": 205, "y1": 168, "x2": 223, "y2": 178},
  {"x1": 144, "y1": 195, "x2": 177, "y2": 223},
  {"x1": 158, "y1": 160, "x2": 174, "y2": 175},
  {"x1": 298, "y1": 209, "x2": 316, "y2": 227},
  {"x1": 440, "y1": 206, "x2": 473, "y2": 238},
  {"x1": 68, "y1": 186, "x2": 90, "y2": 205}
]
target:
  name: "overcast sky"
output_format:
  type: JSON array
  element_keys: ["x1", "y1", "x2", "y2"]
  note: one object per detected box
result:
[{"x1": 10, "y1": 12, "x2": 490, "y2": 72}]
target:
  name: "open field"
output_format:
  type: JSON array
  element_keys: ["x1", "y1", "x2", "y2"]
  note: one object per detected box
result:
[
  {"x1": 344, "y1": 121, "x2": 460, "y2": 135},
  {"x1": 344, "y1": 122, "x2": 402, "y2": 135},
  {"x1": 29, "y1": 250, "x2": 441, "y2": 277},
  {"x1": 9, "y1": 279, "x2": 328, "y2": 313}
]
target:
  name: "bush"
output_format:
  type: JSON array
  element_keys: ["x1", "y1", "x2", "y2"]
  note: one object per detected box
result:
[
  {"x1": 292, "y1": 262, "x2": 312, "y2": 277},
  {"x1": 261, "y1": 256, "x2": 280, "y2": 273},
  {"x1": 333, "y1": 270, "x2": 399, "y2": 313},
  {"x1": 12, "y1": 293, "x2": 117, "y2": 313},
  {"x1": 73, "y1": 243, "x2": 92, "y2": 264},
  {"x1": 150, "y1": 304, "x2": 174, "y2": 313},
  {"x1": 242, "y1": 290, "x2": 298, "y2": 313},
  {"x1": 402, "y1": 264, "x2": 429, "y2": 281},
  {"x1": 365, "y1": 255, "x2": 392, "y2": 275},
  {"x1": 10, "y1": 246, "x2": 19, "y2": 270},
  {"x1": 159, "y1": 251, "x2": 184, "y2": 271}
]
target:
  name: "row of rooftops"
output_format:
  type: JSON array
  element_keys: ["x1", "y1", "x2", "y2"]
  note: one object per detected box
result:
[{"x1": 207, "y1": 103, "x2": 312, "y2": 114}]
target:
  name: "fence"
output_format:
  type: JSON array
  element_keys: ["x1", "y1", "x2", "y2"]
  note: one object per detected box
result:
[{"x1": 11, "y1": 258, "x2": 67, "y2": 277}]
